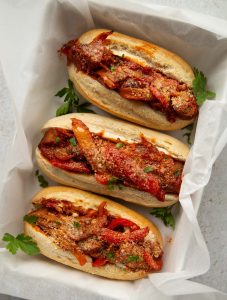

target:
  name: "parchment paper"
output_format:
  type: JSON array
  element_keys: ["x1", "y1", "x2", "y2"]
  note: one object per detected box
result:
[{"x1": 0, "y1": 0, "x2": 227, "y2": 299}]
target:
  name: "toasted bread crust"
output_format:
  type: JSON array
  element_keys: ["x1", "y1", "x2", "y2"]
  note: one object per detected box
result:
[
  {"x1": 40, "y1": 113, "x2": 189, "y2": 160},
  {"x1": 24, "y1": 186, "x2": 163, "y2": 280},
  {"x1": 68, "y1": 29, "x2": 195, "y2": 130}
]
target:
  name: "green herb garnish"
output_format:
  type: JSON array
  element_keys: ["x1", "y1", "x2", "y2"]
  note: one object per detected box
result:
[
  {"x1": 193, "y1": 68, "x2": 216, "y2": 106},
  {"x1": 35, "y1": 170, "x2": 49, "y2": 188},
  {"x1": 2, "y1": 233, "x2": 40, "y2": 255},
  {"x1": 76, "y1": 102, "x2": 95, "y2": 113},
  {"x1": 107, "y1": 252, "x2": 115, "y2": 262},
  {"x1": 115, "y1": 142, "x2": 124, "y2": 149},
  {"x1": 182, "y1": 123, "x2": 194, "y2": 145},
  {"x1": 126, "y1": 255, "x2": 139, "y2": 263},
  {"x1": 23, "y1": 215, "x2": 38, "y2": 225},
  {"x1": 55, "y1": 137, "x2": 61, "y2": 143},
  {"x1": 121, "y1": 54, "x2": 125, "y2": 58},
  {"x1": 143, "y1": 166, "x2": 153, "y2": 173},
  {"x1": 55, "y1": 79, "x2": 95, "y2": 116},
  {"x1": 73, "y1": 221, "x2": 81, "y2": 228},
  {"x1": 184, "y1": 123, "x2": 194, "y2": 131},
  {"x1": 69, "y1": 137, "x2": 77, "y2": 146},
  {"x1": 107, "y1": 177, "x2": 123, "y2": 190},
  {"x1": 150, "y1": 205, "x2": 176, "y2": 229},
  {"x1": 109, "y1": 65, "x2": 115, "y2": 72},
  {"x1": 174, "y1": 170, "x2": 181, "y2": 177},
  {"x1": 55, "y1": 221, "x2": 62, "y2": 226}
]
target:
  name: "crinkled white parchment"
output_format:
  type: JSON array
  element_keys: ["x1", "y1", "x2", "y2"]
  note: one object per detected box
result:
[{"x1": 0, "y1": 0, "x2": 227, "y2": 299}]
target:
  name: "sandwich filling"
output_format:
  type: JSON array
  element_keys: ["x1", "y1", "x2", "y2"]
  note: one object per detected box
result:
[
  {"x1": 27, "y1": 198, "x2": 163, "y2": 272},
  {"x1": 60, "y1": 31, "x2": 198, "y2": 122},
  {"x1": 38, "y1": 118, "x2": 184, "y2": 202}
]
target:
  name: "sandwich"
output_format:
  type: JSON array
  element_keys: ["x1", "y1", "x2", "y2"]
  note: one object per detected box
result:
[
  {"x1": 59, "y1": 29, "x2": 198, "y2": 130},
  {"x1": 36, "y1": 113, "x2": 189, "y2": 207},
  {"x1": 24, "y1": 186, "x2": 163, "y2": 280}
]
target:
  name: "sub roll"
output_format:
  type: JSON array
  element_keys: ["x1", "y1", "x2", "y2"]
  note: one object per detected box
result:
[
  {"x1": 36, "y1": 113, "x2": 189, "y2": 207},
  {"x1": 60, "y1": 29, "x2": 198, "y2": 130},
  {"x1": 24, "y1": 186, "x2": 163, "y2": 280}
]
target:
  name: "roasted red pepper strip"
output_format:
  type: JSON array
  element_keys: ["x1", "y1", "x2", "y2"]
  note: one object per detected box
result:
[
  {"x1": 73, "y1": 249, "x2": 87, "y2": 266},
  {"x1": 143, "y1": 251, "x2": 162, "y2": 271},
  {"x1": 86, "y1": 209, "x2": 97, "y2": 218},
  {"x1": 51, "y1": 160, "x2": 91, "y2": 174},
  {"x1": 98, "y1": 201, "x2": 107, "y2": 217},
  {"x1": 92, "y1": 257, "x2": 108, "y2": 267},
  {"x1": 108, "y1": 218, "x2": 140, "y2": 231},
  {"x1": 72, "y1": 118, "x2": 165, "y2": 201},
  {"x1": 101, "y1": 227, "x2": 149, "y2": 244},
  {"x1": 119, "y1": 87, "x2": 152, "y2": 101}
]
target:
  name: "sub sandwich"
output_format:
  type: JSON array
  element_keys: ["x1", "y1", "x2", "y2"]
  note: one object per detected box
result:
[
  {"x1": 36, "y1": 113, "x2": 189, "y2": 207},
  {"x1": 60, "y1": 29, "x2": 198, "y2": 130},
  {"x1": 24, "y1": 186, "x2": 163, "y2": 280}
]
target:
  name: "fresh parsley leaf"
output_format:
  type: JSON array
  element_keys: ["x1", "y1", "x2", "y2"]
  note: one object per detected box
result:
[
  {"x1": 69, "y1": 137, "x2": 77, "y2": 146},
  {"x1": 55, "y1": 137, "x2": 61, "y2": 143},
  {"x1": 184, "y1": 123, "x2": 194, "y2": 131},
  {"x1": 55, "y1": 79, "x2": 95, "y2": 116},
  {"x1": 73, "y1": 221, "x2": 81, "y2": 228},
  {"x1": 109, "y1": 65, "x2": 115, "y2": 72},
  {"x1": 55, "y1": 221, "x2": 62, "y2": 226},
  {"x1": 174, "y1": 170, "x2": 181, "y2": 177},
  {"x1": 107, "y1": 252, "x2": 115, "y2": 262},
  {"x1": 2, "y1": 233, "x2": 19, "y2": 254},
  {"x1": 56, "y1": 101, "x2": 70, "y2": 117},
  {"x1": 108, "y1": 177, "x2": 120, "y2": 184},
  {"x1": 150, "y1": 205, "x2": 176, "y2": 229},
  {"x1": 35, "y1": 170, "x2": 49, "y2": 188},
  {"x1": 126, "y1": 255, "x2": 139, "y2": 263},
  {"x1": 206, "y1": 90, "x2": 216, "y2": 99},
  {"x1": 115, "y1": 142, "x2": 124, "y2": 149},
  {"x1": 23, "y1": 215, "x2": 38, "y2": 225},
  {"x1": 2, "y1": 233, "x2": 40, "y2": 255},
  {"x1": 182, "y1": 123, "x2": 194, "y2": 145},
  {"x1": 107, "y1": 177, "x2": 123, "y2": 190},
  {"x1": 144, "y1": 166, "x2": 153, "y2": 173},
  {"x1": 164, "y1": 214, "x2": 175, "y2": 229},
  {"x1": 183, "y1": 133, "x2": 191, "y2": 145},
  {"x1": 16, "y1": 234, "x2": 40, "y2": 255},
  {"x1": 193, "y1": 68, "x2": 216, "y2": 106},
  {"x1": 76, "y1": 102, "x2": 96, "y2": 114},
  {"x1": 55, "y1": 87, "x2": 68, "y2": 97},
  {"x1": 68, "y1": 79, "x2": 74, "y2": 90}
]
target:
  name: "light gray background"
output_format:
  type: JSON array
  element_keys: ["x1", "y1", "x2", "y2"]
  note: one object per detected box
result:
[{"x1": 0, "y1": 0, "x2": 226, "y2": 299}]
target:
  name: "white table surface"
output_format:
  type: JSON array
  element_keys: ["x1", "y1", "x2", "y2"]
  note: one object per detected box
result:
[{"x1": 0, "y1": 0, "x2": 226, "y2": 299}]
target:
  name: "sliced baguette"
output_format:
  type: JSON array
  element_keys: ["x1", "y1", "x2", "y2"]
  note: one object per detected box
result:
[
  {"x1": 24, "y1": 186, "x2": 163, "y2": 280},
  {"x1": 36, "y1": 113, "x2": 189, "y2": 207},
  {"x1": 68, "y1": 29, "x2": 195, "y2": 131}
]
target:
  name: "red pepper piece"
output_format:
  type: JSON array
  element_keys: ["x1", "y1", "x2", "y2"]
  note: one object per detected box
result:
[
  {"x1": 143, "y1": 251, "x2": 163, "y2": 271},
  {"x1": 108, "y1": 218, "x2": 140, "y2": 231},
  {"x1": 40, "y1": 128, "x2": 59, "y2": 145},
  {"x1": 92, "y1": 257, "x2": 108, "y2": 267},
  {"x1": 73, "y1": 249, "x2": 87, "y2": 266},
  {"x1": 86, "y1": 209, "x2": 97, "y2": 218},
  {"x1": 51, "y1": 160, "x2": 91, "y2": 174},
  {"x1": 119, "y1": 87, "x2": 152, "y2": 101},
  {"x1": 98, "y1": 201, "x2": 107, "y2": 217},
  {"x1": 101, "y1": 227, "x2": 149, "y2": 244},
  {"x1": 95, "y1": 173, "x2": 111, "y2": 185}
]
